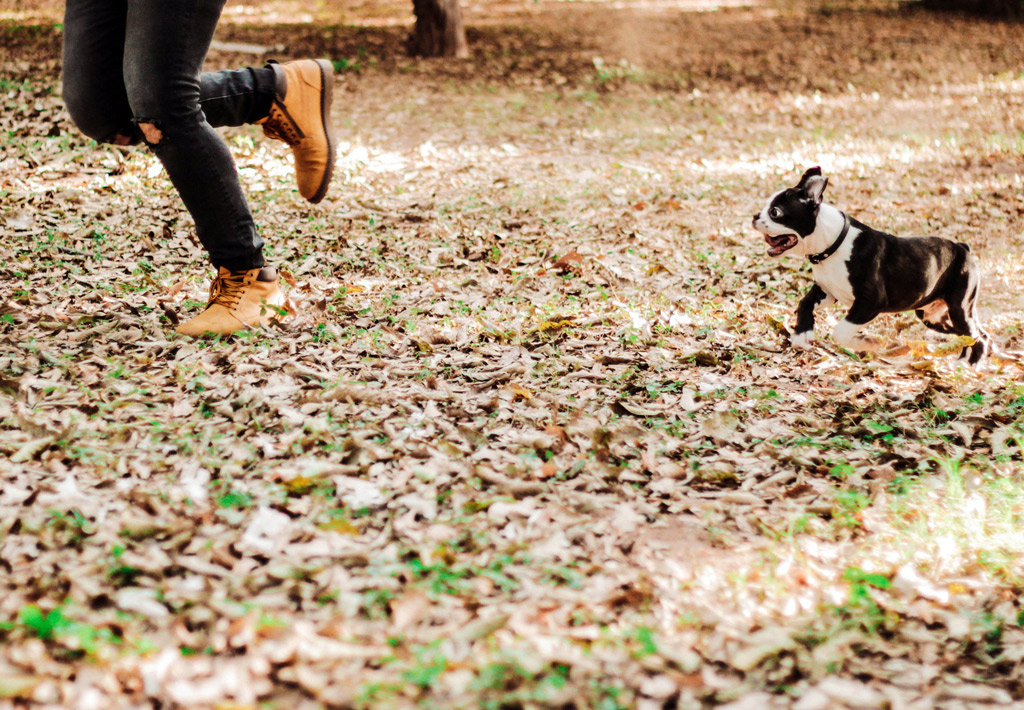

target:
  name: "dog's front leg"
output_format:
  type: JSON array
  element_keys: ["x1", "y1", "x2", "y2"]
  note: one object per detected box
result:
[{"x1": 792, "y1": 284, "x2": 834, "y2": 349}]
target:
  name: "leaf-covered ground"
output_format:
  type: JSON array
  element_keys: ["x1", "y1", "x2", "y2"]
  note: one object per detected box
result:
[{"x1": 4, "y1": 1, "x2": 1024, "y2": 708}]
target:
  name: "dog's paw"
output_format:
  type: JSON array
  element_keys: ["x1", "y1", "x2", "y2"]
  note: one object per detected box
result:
[{"x1": 791, "y1": 331, "x2": 815, "y2": 349}]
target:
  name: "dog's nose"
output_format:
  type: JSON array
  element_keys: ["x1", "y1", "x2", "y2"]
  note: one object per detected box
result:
[{"x1": 753, "y1": 213, "x2": 760, "y2": 221}]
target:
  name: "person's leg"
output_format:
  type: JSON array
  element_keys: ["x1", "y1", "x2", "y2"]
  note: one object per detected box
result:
[
  {"x1": 199, "y1": 67, "x2": 276, "y2": 127},
  {"x1": 199, "y1": 60, "x2": 338, "y2": 205},
  {"x1": 122, "y1": 0, "x2": 263, "y2": 272},
  {"x1": 121, "y1": 0, "x2": 288, "y2": 336},
  {"x1": 61, "y1": 0, "x2": 140, "y2": 145},
  {"x1": 63, "y1": 0, "x2": 332, "y2": 334}
]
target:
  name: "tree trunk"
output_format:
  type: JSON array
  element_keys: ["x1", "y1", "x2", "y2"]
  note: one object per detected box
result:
[
  {"x1": 410, "y1": 0, "x2": 469, "y2": 58},
  {"x1": 920, "y1": 0, "x2": 1022, "y2": 17}
]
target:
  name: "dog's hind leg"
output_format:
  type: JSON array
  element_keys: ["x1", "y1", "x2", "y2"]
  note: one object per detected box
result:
[{"x1": 945, "y1": 267, "x2": 989, "y2": 364}]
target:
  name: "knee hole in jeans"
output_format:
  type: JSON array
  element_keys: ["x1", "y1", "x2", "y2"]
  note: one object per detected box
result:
[{"x1": 138, "y1": 122, "x2": 163, "y2": 144}]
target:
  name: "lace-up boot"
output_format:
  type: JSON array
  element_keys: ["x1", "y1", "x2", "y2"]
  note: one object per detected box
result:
[
  {"x1": 258, "y1": 59, "x2": 336, "y2": 204},
  {"x1": 175, "y1": 266, "x2": 285, "y2": 336}
]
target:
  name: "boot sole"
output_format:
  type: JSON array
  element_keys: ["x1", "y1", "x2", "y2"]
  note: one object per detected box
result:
[{"x1": 308, "y1": 59, "x2": 336, "y2": 205}]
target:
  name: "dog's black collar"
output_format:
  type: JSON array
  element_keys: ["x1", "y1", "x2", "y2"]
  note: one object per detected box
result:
[{"x1": 808, "y1": 213, "x2": 850, "y2": 265}]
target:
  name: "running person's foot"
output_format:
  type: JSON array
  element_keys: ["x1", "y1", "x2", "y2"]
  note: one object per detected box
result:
[
  {"x1": 258, "y1": 59, "x2": 336, "y2": 204},
  {"x1": 175, "y1": 266, "x2": 285, "y2": 336}
]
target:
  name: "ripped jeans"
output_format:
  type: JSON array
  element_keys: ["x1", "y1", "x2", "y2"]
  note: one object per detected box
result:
[{"x1": 62, "y1": 0, "x2": 277, "y2": 271}]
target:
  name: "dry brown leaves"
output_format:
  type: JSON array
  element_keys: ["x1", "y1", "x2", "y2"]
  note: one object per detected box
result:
[{"x1": 4, "y1": 2, "x2": 1024, "y2": 709}]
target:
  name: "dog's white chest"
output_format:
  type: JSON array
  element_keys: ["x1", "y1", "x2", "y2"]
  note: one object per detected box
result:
[{"x1": 810, "y1": 232, "x2": 858, "y2": 306}]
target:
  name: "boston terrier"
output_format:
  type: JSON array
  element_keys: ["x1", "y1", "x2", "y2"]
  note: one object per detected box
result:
[{"x1": 752, "y1": 167, "x2": 989, "y2": 364}]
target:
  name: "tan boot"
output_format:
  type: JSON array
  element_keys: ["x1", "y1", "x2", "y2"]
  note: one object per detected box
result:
[
  {"x1": 175, "y1": 266, "x2": 285, "y2": 337},
  {"x1": 258, "y1": 59, "x2": 336, "y2": 204}
]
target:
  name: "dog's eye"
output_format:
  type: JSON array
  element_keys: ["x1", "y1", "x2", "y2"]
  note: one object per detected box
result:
[{"x1": 769, "y1": 207, "x2": 783, "y2": 219}]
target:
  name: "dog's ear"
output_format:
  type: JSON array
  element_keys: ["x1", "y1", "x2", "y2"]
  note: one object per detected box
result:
[
  {"x1": 798, "y1": 166, "x2": 828, "y2": 205},
  {"x1": 798, "y1": 166, "x2": 822, "y2": 183}
]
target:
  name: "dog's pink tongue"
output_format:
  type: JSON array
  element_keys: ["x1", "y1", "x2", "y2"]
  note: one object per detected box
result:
[{"x1": 765, "y1": 234, "x2": 796, "y2": 256}]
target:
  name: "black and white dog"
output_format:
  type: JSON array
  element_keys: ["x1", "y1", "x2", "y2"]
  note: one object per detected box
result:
[{"x1": 752, "y1": 167, "x2": 989, "y2": 364}]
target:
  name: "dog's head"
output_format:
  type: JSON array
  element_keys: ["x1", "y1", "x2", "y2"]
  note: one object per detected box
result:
[{"x1": 752, "y1": 166, "x2": 829, "y2": 257}]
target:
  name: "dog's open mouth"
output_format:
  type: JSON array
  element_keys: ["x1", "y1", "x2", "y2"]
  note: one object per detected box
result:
[{"x1": 765, "y1": 233, "x2": 798, "y2": 256}]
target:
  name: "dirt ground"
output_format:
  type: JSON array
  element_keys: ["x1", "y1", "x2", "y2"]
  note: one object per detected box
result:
[{"x1": 3, "y1": 1, "x2": 1024, "y2": 709}]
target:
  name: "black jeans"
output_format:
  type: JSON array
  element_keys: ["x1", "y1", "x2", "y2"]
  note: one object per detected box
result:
[{"x1": 62, "y1": 0, "x2": 277, "y2": 271}]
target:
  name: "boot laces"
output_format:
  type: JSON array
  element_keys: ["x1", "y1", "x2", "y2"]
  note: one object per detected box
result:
[
  {"x1": 208, "y1": 271, "x2": 250, "y2": 309},
  {"x1": 263, "y1": 105, "x2": 302, "y2": 146}
]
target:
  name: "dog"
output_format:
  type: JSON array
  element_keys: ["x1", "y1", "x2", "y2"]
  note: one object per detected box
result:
[{"x1": 752, "y1": 167, "x2": 989, "y2": 364}]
